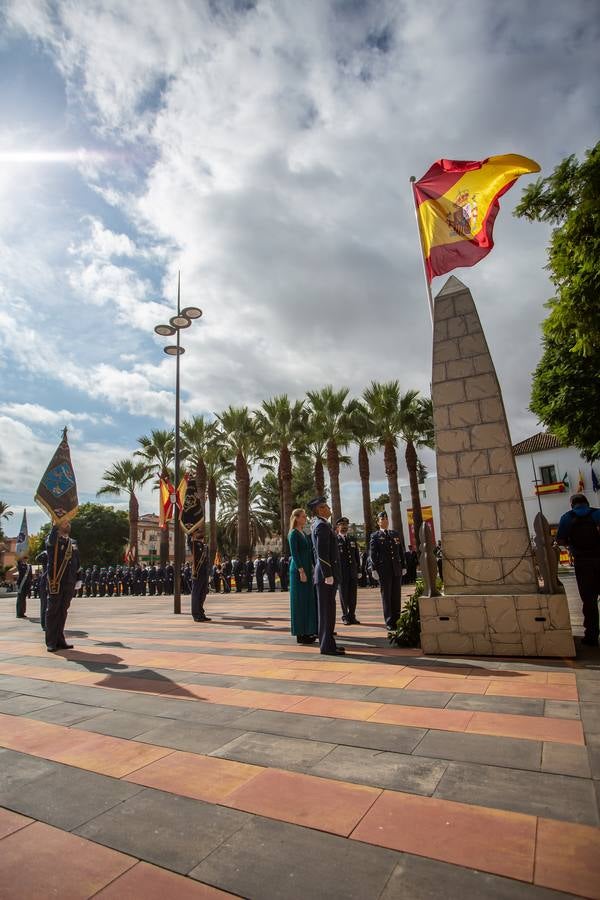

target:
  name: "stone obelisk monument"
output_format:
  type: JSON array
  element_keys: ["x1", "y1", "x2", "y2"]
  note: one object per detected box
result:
[{"x1": 419, "y1": 277, "x2": 575, "y2": 657}]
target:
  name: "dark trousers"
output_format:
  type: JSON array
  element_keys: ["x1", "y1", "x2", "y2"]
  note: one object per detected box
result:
[
  {"x1": 45, "y1": 589, "x2": 72, "y2": 649},
  {"x1": 267, "y1": 574, "x2": 275, "y2": 592},
  {"x1": 338, "y1": 576, "x2": 357, "y2": 621},
  {"x1": 234, "y1": 576, "x2": 242, "y2": 592},
  {"x1": 575, "y1": 557, "x2": 600, "y2": 640},
  {"x1": 191, "y1": 578, "x2": 208, "y2": 620},
  {"x1": 379, "y1": 573, "x2": 401, "y2": 630},
  {"x1": 16, "y1": 584, "x2": 28, "y2": 617},
  {"x1": 247, "y1": 577, "x2": 253, "y2": 592},
  {"x1": 316, "y1": 581, "x2": 337, "y2": 653},
  {"x1": 223, "y1": 577, "x2": 231, "y2": 594},
  {"x1": 39, "y1": 581, "x2": 48, "y2": 629},
  {"x1": 256, "y1": 575, "x2": 264, "y2": 592}
]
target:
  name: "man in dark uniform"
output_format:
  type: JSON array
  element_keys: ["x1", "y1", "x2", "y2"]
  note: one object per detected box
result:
[
  {"x1": 255, "y1": 555, "x2": 266, "y2": 592},
  {"x1": 278, "y1": 555, "x2": 289, "y2": 591},
  {"x1": 84, "y1": 567, "x2": 92, "y2": 597},
  {"x1": 106, "y1": 567, "x2": 115, "y2": 597},
  {"x1": 165, "y1": 563, "x2": 175, "y2": 595},
  {"x1": 556, "y1": 493, "x2": 600, "y2": 646},
  {"x1": 309, "y1": 496, "x2": 344, "y2": 656},
  {"x1": 147, "y1": 564, "x2": 157, "y2": 595},
  {"x1": 369, "y1": 510, "x2": 406, "y2": 632},
  {"x1": 36, "y1": 550, "x2": 49, "y2": 630},
  {"x1": 91, "y1": 565, "x2": 99, "y2": 597},
  {"x1": 232, "y1": 557, "x2": 243, "y2": 592},
  {"x1": 245, "y1": 556, "x2": 255, "y2": 592},
  {"x1": 335, "y1": 517, "x2": 361, "y2": 625},
  {"x1": 45, "y1": 521, "x2": 80, "y2": 652},
  {"x1": 156, "y1": 564, "x2": 165, "y2": 595},
  {"x1": 190, "y1": 531, "x2": 211, "y2": 622},
  {"x1": 266, "y1": 552, "x2": 277, "y2": 592},
  {"x1": 16, "y1": 556, "x2": 32, "y2": 618},
  {"x1": 98, "y1": 567, "x2": 107, "y2": 597},
  {"x1": 140, "y1": 565, "x2": 148, "y2": 595}
]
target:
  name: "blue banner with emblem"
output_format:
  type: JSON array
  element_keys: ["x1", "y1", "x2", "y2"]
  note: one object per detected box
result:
[
  {"x1": 35, "y1": 427, "x2": 79, "y2": 525},
  {"x1": 15, "y1": 509, "x2": 29, "y2": 558}
]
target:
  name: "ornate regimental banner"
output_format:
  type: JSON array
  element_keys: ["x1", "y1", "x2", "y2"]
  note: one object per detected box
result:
[
  {"x1": 180, "y1": 475, "x2": 204, "y2": 536},
  {"x1": 35, "y1": 428, "x2": 79, "y2": 525}
]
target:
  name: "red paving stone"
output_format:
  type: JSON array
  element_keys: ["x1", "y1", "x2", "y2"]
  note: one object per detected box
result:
[
  {"x1": 350, "y1": 790, "x2": 536, "y2": 882},
  {"x1": 94, "y1": 862, "x2": 236, "y2": 898},
  {"x1": 127, "y1": 751, "x2": 262, "y2": 802},
  {"x1": 466, "y1": 711, "x2": 585, "y2": 745},
  {"x1": 223, "y1": 768, "x2": 381, "y2": 836},
  {"x1": 534, "y1": 817, "x2": 600, "y2": 899},
  {"x1": 0, "y1": 808, "x2": 32, "y2": 840}
]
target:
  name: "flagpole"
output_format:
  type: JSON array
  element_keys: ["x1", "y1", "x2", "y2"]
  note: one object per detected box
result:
[{"x1": 409, "y1": 176, "x2": 435, "y2": 326}]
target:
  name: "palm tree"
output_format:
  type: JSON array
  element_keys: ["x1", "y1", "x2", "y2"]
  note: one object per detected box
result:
[
  {"x1": 304, "y1": 435, "x2": 328, "y2": 498},
  {"x1": 0, "y1": 501, "x2": 13, "y2": 542},
  {"x1": 255, "y1": 395, "x2": 306, "y2": 552},
  {"x1": 351, "y1": 403, "x2": 378, "y2": 540},
  {"x1": 181, "y1": 415, "x2": 214, "y2": 522},
  {"x1": 218, "y1": 480, "x2": 274, "y2": 550},
  {"x1": 97, "y1": 459, "x2": 149, "y2": 561},
  {"x1": 398, "y1": 395, "x2": 434, "y2": 550},
  {"x1": 135, "y1": 429, "x2": 175, "y2": 565},
  {"x1": 363, "y1": 380, "x2": 409, "y2": 543},
  {"x1": 204, "y1": 437, "x2": 233, "y2": 565},
  {"x1": 306, "y1": 386, "x2": 357, "y2": 524},
  {"x1": 216, "y1": 406, "x2": 260, "y2": 562}
]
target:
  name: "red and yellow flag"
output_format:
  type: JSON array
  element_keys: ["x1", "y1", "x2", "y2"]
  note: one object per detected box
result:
[
  {"x1": 413, "y1": 154, "x2": 540, "y2": 281},
  {"x1": 159, "y1": 478, "x2": 175, "y2": 528}
]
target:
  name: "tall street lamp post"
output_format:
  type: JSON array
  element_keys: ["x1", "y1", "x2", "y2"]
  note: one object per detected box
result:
[{"x1": 154, "y1": 273, "x2": 202, "y2": 613}]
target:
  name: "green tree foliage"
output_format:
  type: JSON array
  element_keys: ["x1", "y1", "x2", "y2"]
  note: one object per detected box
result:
[
  {"x1": 69, "y1": 503, "x2": 129, "y2": 567},
  {"x1": 515, "y1": 142, "x2": 600, "y2": 460},
  {"x1": 0, "y1": 501, "x2": 13, "y2": 541},
  {"x1": 370, "y1": 493, "x2": 390, "y2": 525}
]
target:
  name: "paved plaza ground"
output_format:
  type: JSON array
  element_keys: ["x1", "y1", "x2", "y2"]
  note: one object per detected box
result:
[{"x1": 0, "y1": 577, "x2": 599, "y2": 899}]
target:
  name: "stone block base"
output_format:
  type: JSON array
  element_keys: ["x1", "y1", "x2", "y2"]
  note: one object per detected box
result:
[{"x1": 418, "y1": 593, "x2": 575, "y2": 657}]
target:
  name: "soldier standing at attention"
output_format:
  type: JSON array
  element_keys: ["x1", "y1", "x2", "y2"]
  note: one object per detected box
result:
[
  {"x1": 335, "y1": 517, "x2": 361, "y2": 625},
  {"x1": 369, "y1": 510, "x2": 406, "y2": 632},
  {"x1": 266, "y1": 552, "x2": 277, "y2": 592},
  {"x1": 232, "y1": 556, "x2": 243, "y2": 592},
  {"x1": 245, "y1": 556, "x2": 255, "y2": 592},
  {"x1": 36, "y1": 549, "x2": 49, "y2": 630},
  {"x1": 222, "y1": 556, "x2": 232, "y2": 593},
  {"x1": 308, "y1": 496, "x2": 344, "y2": 656},
  {"x1": 16, "y1": 555, "x2": 32, "y2": 618},
  {"x1": 190, "y1": 531, "x2": 211, "y2": 622},
  {"x1": 45, "y1": 521, "x2": 80, "y2": 652},
  {"x1": 255, "y1": 555, "x2": 266, "y2": 592},
  {"x1": 278, "y1": 555, "x2": 289, "y2": 591}
]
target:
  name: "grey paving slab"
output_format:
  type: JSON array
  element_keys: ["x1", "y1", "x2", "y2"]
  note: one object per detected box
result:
[
  {"x1": 541, "y1": 742, "x2": 591, "y2": 778},
  {"x1": 1, "y1": 758, "x2": 143, "y2": 830},
  {"x1": 0, "y1": 676, "x2": 57, "y2": 695},
  {"x1": 309, "y1": 745, "x2": 447, "y2": 795},
  {"x1": 230, "y1": 675, "x2": 376, "y2": 701},
  {"x1": 23, "y1": 701, "x2": 109, "y2": 726},
  {"x1": 0, "y1": 695, "x2": 62, "y2": 715},
  {"x1": 211, "y1": 732, "x2": 337, "y2": 771},
  {"x1": 586, "y1": 733, "x2": 600, "y2": 780},
  {"x1": 230, "y1": 708, "x2": 336, "y2": 739},
  {"x1": 0, "y1": 690, "x2": 17, "y2": 700},
  {"x1": 135, "y1": 721, "x2": 247, "y2": 754},
  {"x1": 172, "y1": 673, "x2": 243, "y2": 688},
  {"x1": 189, "y1": 815, "x2": 399, "y2": 900},
  {"x1": 72, "y1": 710, "x2": 164, "y2": 738},
  {"x1": 576, "y1": 679, "x2": 600, "y2": 702},
  {"x1": 0, "y1": 749, "x2": 57, "y2": 797},
  {"x1": 435, "y1": 761, "x2": 599, "y2": 825},
  {"x1": 580, "y1": 702, "x2": 600, "y2": 734},
  {"x1": 317, "y1": 718, "x2": 428, "y2": 754},
  {"x1": 446, "y1": 693, "x2": 545, "y2": 717},
  {"x1": 543, "y1": 699, "x2": 581, "y2": 719},
  {"x1": 365, "y1": 687, "x2": 452, "y2": 707},
  {"x1": 75, "y1": 787, "x2": 251, "y2": 875},
  {"x1": 413, "y1": 730, "x2": 542, "y2": 771},
  {"x1": 380, "y1": 853, "x2": 574, "y2": 900}
]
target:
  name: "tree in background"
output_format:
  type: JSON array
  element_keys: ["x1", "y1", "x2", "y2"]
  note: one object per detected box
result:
[
  {"x1": 0, "y1": 501, "x2": 13, "y2": 541},
  {"x1": 217, "y1": 406, "x2": 260, "y2": 563},
  {"x1": 306, "y1": 386, "x2": 356, "y2": 523},
  {"x1": 398, "y1": 395, "x2": 434, "y2": 551},
  {"x1": 97, "y1": 459, "x2": 149, "y2": 561},
  {"x1": 181, "y1": 415, "x2": 214, "y2": 521},
  {"x1": 515, "y1": 141, "x2": 600, "y2": 461},
  {"x1": 218, "y1": 480, "x2": 273, "y2": 551},
  {"x1": 204, "y1": 439, "x2": 233, "y2": 565},
  {"x1": 370, "y1": 493, "x2": 390, "y2": 527},
  {"x1": 363, "y1": 381, "x2": 406, "y2": 541},
  {"x1": 135, "y1": 429, "x2": 175, "y2": 565},
  {"x1": 68, "y1": 503, "x2": 129, "y2": 567},
  {"x1": 351, "y1": 402, "x2": 377, "y2": 540}
]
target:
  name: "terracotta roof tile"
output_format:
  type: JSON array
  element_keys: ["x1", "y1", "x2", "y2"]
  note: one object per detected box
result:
[{"x1": 512, "y1": 433, "x2": 563, "y2": 456}]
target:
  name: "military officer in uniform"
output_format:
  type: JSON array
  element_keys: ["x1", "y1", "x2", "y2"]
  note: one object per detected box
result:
[
  {"x1": 165, "y1": 563, "x2": 175, "y2": 595},
  {"x1": 36, "y1": 550, "x2": 49, "y2": 630},
  {"x1": 16, "y1": 556, "x2": 32, "y2": 618},
  {"x1": 255, "y1": 555, "x2": 266, "y2": 592},
  {"x1": 369, "y1": 510, "x2": 406, "y2": 632},
  {"x1": 232, "y1": 557, "x2": 243, "y2": 592},
  {"x1": 309, "y1": 496, "x2": 344, "y2": 656},
  {"x1": 335, "y1": 517, "x2": 361, "y2": 625},
  {"x1": 45, "y1": 521, "x2": 80, "y2": 652},
  {"x1": 245, "y1": 556, "x2": 255, "y2": 592},
  {"x1": 266, "y1": 552, "x2": 277, "y2": 592},
  {"x1": 190, "y1": 531, "x2": 211, "y2": 622},
  {"x1": 278, "y1": 555, "x2": 289, "y2": 591},
  {"x1": 222, "y1": 557, "x2": 232, "y2": 593}
]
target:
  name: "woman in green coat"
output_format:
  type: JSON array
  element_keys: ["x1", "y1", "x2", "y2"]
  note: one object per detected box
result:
[{"x1": 288, "y1": 508, "x2": 317, "y2": 644}]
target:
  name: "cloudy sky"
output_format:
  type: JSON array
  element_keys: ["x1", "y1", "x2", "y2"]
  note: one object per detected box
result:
[{"x1": 0, "y1": 0, "x2": 598, "y2": 534}]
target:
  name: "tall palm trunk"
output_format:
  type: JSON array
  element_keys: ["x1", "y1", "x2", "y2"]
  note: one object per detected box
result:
[
  {"x1": 195, "y1": 457, "x2": 207, "y2": 521},
  {"x1": 384, "y1": 439, "x2": 405, "y2": 543},
  {"x1": 280, "y1": 444, "x2": 293, "y2": 553},
  {"x1": 326, "y1": 439, "x2": 342, "y2": 523},
  {"x1": 405, "y1": 440, "x2": 423, "y2": 551},
  {"x1": 314, "y1": 457, "x2": 325, "y2": 497},
  {"x1": 358, "y1": 445, "x2": 373, "y2": 540},
  {"x1": 236, "y1": 451, "x2": 250, "y2": 561},
  {"x1": 129, "y1": 491, "x2": 139, "y2": 561},
  {"x1": 208, "y1": 477, "x2": 217, "y2": 564}
]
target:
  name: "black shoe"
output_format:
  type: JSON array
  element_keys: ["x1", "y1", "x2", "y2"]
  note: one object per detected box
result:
[
  {"x1": 333, "y1": 631, "x2": 338, "y2": 636},
  {"x1": 193, "y1": 618, "x2": 202, "y2": 622},
  {"x1": 582, "y1": 636, "x2": 599, "y2": 647},
  {"x1": 46, "y1": 646, "x2": 58, "y2": 652},
  {"x1": 341, "y1": 617, "x2": 349, "y2": 625},
  {"x1": 57, "y1": 643, "x2": 74, "y2": 650},
  {"x1": 350, "y1": 618, "x2": 361, "y2": 625},
  {"x1": 321, "y1": 647, "x2": 345, "y2": 656},
  {"x1": 16, "y1": 615, "x2": 26, "y2": 619},
  {"x1": 198, "y1": 616, "x2": 212, "y2": 622}
]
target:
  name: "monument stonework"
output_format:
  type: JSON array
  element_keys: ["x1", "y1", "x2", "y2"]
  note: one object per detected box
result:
[{"x1": 419, "y1": 277, "x2": 575, "y2": 657}]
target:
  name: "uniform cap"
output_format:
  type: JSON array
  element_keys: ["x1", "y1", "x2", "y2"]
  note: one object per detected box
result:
[
  {"x1": 335, "y1": 516, "x2": 349, "y2": 525},
  {"x1": 307, "y1": 495, "x2": 327, "y2": 512},
  {"x1": 377, "y1": 510, "x2": 389, "y2": 519}
]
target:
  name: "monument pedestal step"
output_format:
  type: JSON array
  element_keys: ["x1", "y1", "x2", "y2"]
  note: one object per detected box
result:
[{"x1": 418, "y1": 593, "x2": 575, "y2": 657}]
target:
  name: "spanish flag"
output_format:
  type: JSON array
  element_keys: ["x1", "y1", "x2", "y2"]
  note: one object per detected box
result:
[
  {"x1": 413, "y1": 154, "x2": 540, "y2": 281},
  {"x1": 159, "y1": 477, "x2": 175, "y2": 528}
]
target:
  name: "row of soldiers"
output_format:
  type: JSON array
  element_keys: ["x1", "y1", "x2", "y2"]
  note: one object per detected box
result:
[
  {"x1": 27, "y1": 563, "x2": 195, "y2": 598},
  {"x1": 212, "y1": 554, "x2": 289, "y2": 593}
]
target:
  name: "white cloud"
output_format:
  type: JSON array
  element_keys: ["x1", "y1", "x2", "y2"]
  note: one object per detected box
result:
[{"x1": 0, "y1": 402, "x2": 113, "y2": 427}]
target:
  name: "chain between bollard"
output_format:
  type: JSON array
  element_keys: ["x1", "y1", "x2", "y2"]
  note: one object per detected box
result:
[{"x1": 439, "y1": 539, "x2": 536, "y2": 584}]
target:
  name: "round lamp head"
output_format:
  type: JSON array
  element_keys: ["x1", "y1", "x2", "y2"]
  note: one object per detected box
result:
[
  {"x1": 164, "y1": 345, "x2": 185, "y2": 356},
  {"x1": 154, "y1": 324, "x2": 176, "y2": 336},
  {"x1": 170, "y1": 315, "x2": 191, "y2": 329},
  {"x1": 181, "y1": 306, "x2": 202, "y2": 320}
]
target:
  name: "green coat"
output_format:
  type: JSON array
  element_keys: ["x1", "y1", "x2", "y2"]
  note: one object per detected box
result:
[{"x1": 288, "y1": 529, "x2": 317, "y2": 636}]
